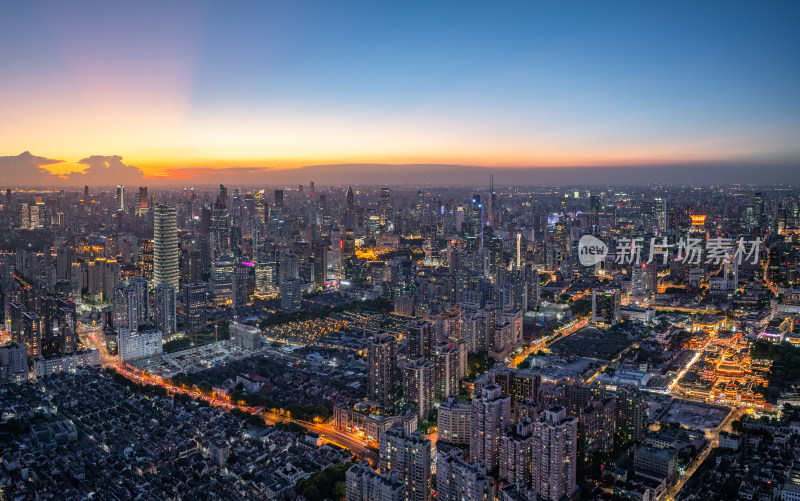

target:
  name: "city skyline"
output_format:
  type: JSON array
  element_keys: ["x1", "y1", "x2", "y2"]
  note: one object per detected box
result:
[{"x1": 2, "y1": 1, "x2": 799, "y2": 185}]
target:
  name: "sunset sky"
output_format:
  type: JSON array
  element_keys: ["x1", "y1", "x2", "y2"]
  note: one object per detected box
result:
[{"x1": 1, "y1": 1, "x2": 799, "y2": 184}]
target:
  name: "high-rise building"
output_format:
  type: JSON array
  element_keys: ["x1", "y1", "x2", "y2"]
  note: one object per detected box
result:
[
  {"x1": 274, "y1": 189, "x2": 284, "y2": 209},
  {"x1": 140, "y1": 240, "x2": 154, "y2": 279},
  {"x1": 22, "y1": 311, "x2": 42, "y2": 358},
  {"x1": 181, "y1": 283, "x2": 207, "y2": 335},
  {"x1": 154, "y1": 204, "x2": 179, "y2": 291},
  {"x1": 500, "y1": 418, "x2": 534, "y2": 486},
  {"x1": 578, "y1": 396, "x2": 615, "y2": 462},
  {"x1": 435, "y1": 450, "x2": 495, "y2": 501},
  {"x1": 210, "y1": 255, "x2": 234, "y2": 307},
  {"x1": 154, "y1": 283, "x2": 177, "y2": 336},
  {"x1": 431, "y1": 343, "x2": 463, "y2": 402},
  {"x1": 531, "y1": 405, "x2": 578, "y2": 501},
  {"x1": 280, "y1": 276, "x2": 302, "y2": 312},
  {"x1": 118, "y1": 328, "x2": 162, "y2": 362},
  {"x1": 615, "y1": 385, "x2": 647, "y2": 443},
  {"x1": 403, "y1": 357, "x2": 435, "y2": 420},
  {"x1": 136, "y1": 186, "x2": 149, "y2": 216},
  {"x1": 112, "y1": 278, "x2": 149, "y2": 333},
  {"x1": 470, "y1": 383, "x2": 512, "y2": 471},
  {"x1": 380, "y1": 187, "x2": 390, "y2": 229},
  {"x1": 367, "y1": 334, "x2": 397, "y2": 407},
  {"x1": 379, "y1": 427, "x2": 431, "y2": 501},
  {"x1": 254, "y1": 255, "x2": 278, "y2": 297},
  {"x1": 344, "y1": 186, "x2": 355, "y2": 232},
  {"x1": 233, "y1": 263, "x2": 249, "y2": 308},
  {"x1": 0, "y1": 343, "x2": 29, "y2": 383},
  {"x1": 407, "y1": 319, "x2": 434, "y2": 359},
  {"x1": 345, "y1": 460, "x2": 404, "y2": 501},
  {"x1": 437, "y1": 398, "x2": 472, "y2": 446},
  {"x1": 116, "y1": 185, "x2": 125, "y2": 211},
  {"x1": 213, "y1": 185, "x2": 229, "y2": 258}
]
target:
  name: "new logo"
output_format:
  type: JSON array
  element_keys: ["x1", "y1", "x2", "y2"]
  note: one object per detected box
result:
[{"x1": 578, "y1": 234, "x2": 608, "y2": 266}]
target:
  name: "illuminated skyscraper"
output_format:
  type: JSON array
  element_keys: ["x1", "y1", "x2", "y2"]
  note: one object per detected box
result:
[
  {"x1": 531, "y1": 405, "x2": 578, "y2": 501},
  {"x1": 116, "y1": 185, "x2": 125, "y2": 211},
  {"x1": 154, "y1": 283, "x2": 177, "y2": 336},
  {"x1": 181, "y1": 283, "x2": 207, "y2": 335},
  {"x1": 379, "y1": 427, "x2": 431, "y2": 501},
  {"x1": 137, "y1": 186, "x2": 149, "y2": 216},
  {"x1": 367, "y1": 333, "x2": 397, "y2": 407},
  {"x1": 154, "y1": 204, "x2": 179, "y2": 291},
  {"x1": 403, "y1": 357, "x2": 435, "y2": 420},
  {"x1": 470, "y1": 383, "x2": 512, "y2": 471}
]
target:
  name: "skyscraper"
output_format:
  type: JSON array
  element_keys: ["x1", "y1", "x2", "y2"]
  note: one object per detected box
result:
[
  {"x1": 345, "y1": 461, "x2": 404, "y2": 501},
  {"x1": 181, "y1": 282, "x2": 207, "y2": 335},
  {"x1": 137, "y1": 186, "x2": 149, "y2": 216},
  {"x1": 116, "y1": 185, "x2": 125, "y2": 211},
  {"x1": 470, "y1": 383, "x2": 512, "y2": 471},
  {"x1": 379, "y1": 427, "x2": 431, "y2": 501},
  {"x1": 367, "y1": 334, "x2": 397, "y2": 407},
  {"x1": 435, "y1": 450, "x2": 495, "y2": 501},
  {"x1": 531, "y1": 405, "x2": 578, "y2": 501},
  {"x1": 154, "y1": 283, "x2": 177, "y2": 336},
  {"x1": 154, "y1": 204, "x2": 179, "y2": 291},
  {"x1": 380, "y1": 187, "x2": 390, "y2": 229},
  {"x1": 403, "y1": 357, "x2": 435, "y2": 420},
  {"x1": 280, "y1": 276, "x2": 302, "y2": 312},
  {"x1": 615, "y1": 385, "x2": 647, "y2": 443},
  {"x1": 437, "y1": 398, "x2": 472, "y2": 446},
  {"x1": 500, "y1": 418, "x2": 534, "y2": 486}
]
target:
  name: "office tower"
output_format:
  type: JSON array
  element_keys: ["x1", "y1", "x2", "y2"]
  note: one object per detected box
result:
[
  {"x1": 380, "y1": 187, "x2": 390, "y2": 229},
  {"x1": 181, "y1": 283, "x2": 207, "y2": 335},
  {"x1": 233, "y1": 263, "x2": 249, "y2": 308},
  {"x1": 591, "y1": 289, "x2": 620, "y2": 326},
  {"x1": 116, "y1": 185, "x2": 125, "y2": 211},
  {"x1": 500, "y1": 418, "x2": 534, "y2": 486},
  {"x1": 436, "y1": 450, "x2": 495, "y2": 501},
  {"x1": 379, "y1": 427, "x2": 431, "y2": 501},
  {"x1": 279, "y1": 251, "x2": 299, "y2": 281},
  {"x1": 213, "y1": 185, "x2": 229, "y2": 257},
  {"x1": 403, "y1": 357, "x2": 435, "y2": 420},
  {"x1": 345, "y1": 460, "x2": 404, "y2": 501},
  {"x1": 22, "y1": 311, "x2": 42, "y2": 358},
  {"x1": 112, "y1": 279, "x2": 148, "y2": 333},
  {"x1": 470, "y1": 383, "x2": 512, "y2": 471},
  {"x1": 154, "y1": 204, "x2": 179, "y2": 291},
  {"x1": 154, "y1": 283, "x2": 177, "y2": 336},
  {"x1": 531, "y1": 405, "x2": 578, "y2": 501},
  {"x1": 210, "y1": 255, "x2": 234, "y2": 306},
  {"x1": 615, "y1": 385, "x2": 647, "y2": 442},
  {"x1": 654, "y1": 196, "x2": 667, "y2": 233},
  {"x1": 344, "y1": 186, "x2": 355, "y2": 231},
  {"x1": 274, "y1": 189, "x2": 284, "y2": 209},
  {"x1": 367, "y1": 334, "x2": 397, "y2": 407},
  {"x1": 84, "y1": 185, "x2": 89, "y2": 197},
  {"x1": 0, "y1": 343, "x2": 29, "y2": 383},
  {"x1": 579, "y1": 396, "x2": 615, "y2": 461},
  {"x1": 313, "y1": 243, "x2": 327, "y2": 289},
  {"x1": 137, "y1": 186, "x2": 149, "y2": 216},
  {"x1": 407, "y1": 319, "x2": 433, "y2": 359},
  {"x1": 631, "y1": 264, "x2": 646, "y2": 296},
  {"x1": 438, "y1": 398, "x2": 472, "y2": 446},
  {"x1": 280, "y1": 276, "x2": 302, "y2": 312},
  {"x1": 254, "y1": 255, "x2": 278, "y2": 297}
]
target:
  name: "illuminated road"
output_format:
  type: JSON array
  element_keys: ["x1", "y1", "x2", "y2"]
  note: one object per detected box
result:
[
  {"x1": 509, "y1": 318, "x2": 587, "y2": 368},
  {"x1": 78, "y1": 327, "x2": 377, "y2": 464}
]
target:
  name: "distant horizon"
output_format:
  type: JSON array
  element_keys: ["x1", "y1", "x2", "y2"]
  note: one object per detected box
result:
[{"x1": 1, "y1": 151, "x2": 799, "y2": 188}]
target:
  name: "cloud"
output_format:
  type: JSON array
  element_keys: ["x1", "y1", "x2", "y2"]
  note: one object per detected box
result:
[
  {"x1": 0, "y1": 151, "x2": 64, "y2": 186},
  {"x1": 67, "y1": 155, "x2": 144, "y2": 185}
]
